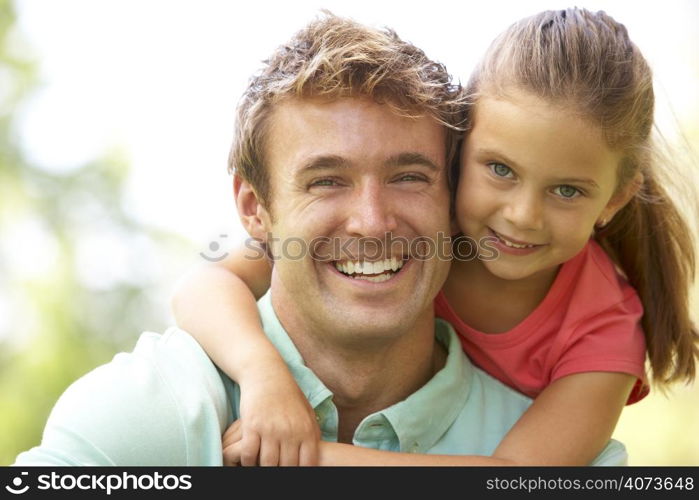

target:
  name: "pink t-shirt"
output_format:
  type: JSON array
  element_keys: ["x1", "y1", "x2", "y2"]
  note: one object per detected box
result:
[{"x1": 435, "y1": 239, "x2": 649, "y2": 405}]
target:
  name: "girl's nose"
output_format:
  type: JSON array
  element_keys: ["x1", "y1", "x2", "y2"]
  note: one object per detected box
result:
[{"x1": 502, "y1": 188, "x2": 544, "y2": 232}]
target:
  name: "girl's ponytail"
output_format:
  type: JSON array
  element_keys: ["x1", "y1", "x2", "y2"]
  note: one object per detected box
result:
[{"x1": 599, "y1": 164, "x2": 698, "y2": 384}]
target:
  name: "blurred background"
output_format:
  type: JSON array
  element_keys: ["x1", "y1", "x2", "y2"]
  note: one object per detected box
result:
[{"x1": 0, "y1": 0, "x2": 697, "y2": 465}]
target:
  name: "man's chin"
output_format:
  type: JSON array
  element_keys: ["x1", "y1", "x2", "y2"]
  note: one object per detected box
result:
[{"x1": 320, "y1": 303, "x2": 418, "y2": 339}]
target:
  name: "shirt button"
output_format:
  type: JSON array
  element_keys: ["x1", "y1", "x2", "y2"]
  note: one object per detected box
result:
[
  {"x1": 410, "y1": 442, "x2": 420, "y2": 453},
  {"x1": 315, "y1": 414, "x2": 321, "y2": 423}
]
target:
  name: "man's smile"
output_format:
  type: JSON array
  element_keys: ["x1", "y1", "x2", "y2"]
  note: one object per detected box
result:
[
  {"x1": 327, "y1": 256, "x2": 412, "y2": 287},
  {"x1": 333, "y1": 257, "x2": 406, "y2": 283}
]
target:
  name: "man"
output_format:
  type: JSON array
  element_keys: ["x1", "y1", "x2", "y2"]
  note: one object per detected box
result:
[{"x1": 15, "y1": 14, "x2": 626, "y2": 466}]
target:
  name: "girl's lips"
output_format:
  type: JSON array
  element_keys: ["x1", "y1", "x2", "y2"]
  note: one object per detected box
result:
[{"x1": 488, "y1": 228, "x2": 545, "y2": 256}]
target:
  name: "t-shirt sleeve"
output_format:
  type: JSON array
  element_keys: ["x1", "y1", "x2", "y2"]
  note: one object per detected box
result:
[
  {"x1": 13, "y1": 330, "x2": 231, "y2": 466},
  {"x1": 589, "y1": 439, "x2": 628, "y2": 466},
  {"x1": 550, "y1": 293, "x2": 649, "y2": 405}
]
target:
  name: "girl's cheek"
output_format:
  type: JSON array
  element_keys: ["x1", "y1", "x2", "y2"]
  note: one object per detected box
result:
[
  {"x1": 452, "y1": 189, "x2": 472, "y2": 232},
  {"x1": 449, "y1": 214, "x2": 461, "y2": 236},
  {"x1": 455, "y1": 172, "x2": 484, "y2": 208},
  {"x1": 454, "y1": 183, "x2": 468, "y2": 211}
]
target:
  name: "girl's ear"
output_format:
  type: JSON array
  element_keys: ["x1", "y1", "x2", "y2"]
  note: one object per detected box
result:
[
  {"x1": 597, "y1": 171, "x2": 644, "y2": 227},
  {"x1": 233, "y1": 175, "x2": 272, "y2": 241}
]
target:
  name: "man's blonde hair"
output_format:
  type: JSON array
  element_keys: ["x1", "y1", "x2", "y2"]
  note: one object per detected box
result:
[{"x1": 229, "y1": 13, "x2": 465, "y2": 207}]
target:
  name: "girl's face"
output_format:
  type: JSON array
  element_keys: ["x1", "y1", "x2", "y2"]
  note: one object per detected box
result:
[{"x1": 456, "y1": 88, "x2": 629, "y2": 282}]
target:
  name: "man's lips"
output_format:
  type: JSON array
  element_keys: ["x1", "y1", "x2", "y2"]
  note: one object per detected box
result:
[
  {"x1": 328, "y1": 257, "x2": 410, "y2": 285},
  {"x1": 334, "y1": 256, "x2": 404, "y2": 275}
]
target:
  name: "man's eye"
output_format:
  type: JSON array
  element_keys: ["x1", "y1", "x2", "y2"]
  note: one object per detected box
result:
[
  {"x1": 395, "y1": 173, "x2": 425, "y2": 182},
  {"x1": 552, "y1": 185, "x2": 582, "y2": 199},
  {"x1": 309, "y1": 178, "x2": 339, "y2": 188},
  {"x1": 488, "y1": 163, "x2": 513, "y2": 178}
]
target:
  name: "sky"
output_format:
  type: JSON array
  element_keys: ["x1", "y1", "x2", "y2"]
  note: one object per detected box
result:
[{"x1": 11, "y1": 0, "x2": 698, "y2": 255}]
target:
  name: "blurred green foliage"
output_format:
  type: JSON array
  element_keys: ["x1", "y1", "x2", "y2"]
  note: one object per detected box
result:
[{"x1": 0, "y1": 0, "x2": 188, "y2": 464}]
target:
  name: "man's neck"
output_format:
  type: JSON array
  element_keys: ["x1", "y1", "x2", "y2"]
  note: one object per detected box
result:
[
  {"x1": 325, "y1": 326, "x2": 448, "y2": 443},
  {"x1": 272, "y1": 293, "x2": 446, "y2": 443}
]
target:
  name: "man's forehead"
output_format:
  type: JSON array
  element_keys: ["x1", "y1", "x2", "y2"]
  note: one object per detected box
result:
[
  {"x1": 270, "y1": 95, "x2": 443, "y2": 129},
  {"x1": 265, "y1": 96, "x2": 447, "y2": 172}
]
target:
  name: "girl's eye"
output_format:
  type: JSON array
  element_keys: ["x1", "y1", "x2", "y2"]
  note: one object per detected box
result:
[
  {"x1": 488, "y1": 163, "x2": 513, "y2": 178},
  {"x1": 552, "y1": 185, "x2": 582, "y2": 199}
]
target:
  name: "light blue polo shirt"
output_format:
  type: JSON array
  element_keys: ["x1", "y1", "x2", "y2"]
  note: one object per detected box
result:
[{"x1": 15, "y1": 292, "x2": 627, "y2": 465}]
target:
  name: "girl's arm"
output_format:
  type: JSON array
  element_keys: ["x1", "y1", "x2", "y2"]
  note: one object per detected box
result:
[
  {"x1": 489, "y1": 371, "x2": 635, "y2": 465},
  {"x1": 172, "y1": 243, "x2": 272, "y2": 383},
  {"x1": 316, "y1": 372, "x2": 635, "y2": 465},
  {"x1": 172, "y1": 243, "x2": 319, "y2": 466}
]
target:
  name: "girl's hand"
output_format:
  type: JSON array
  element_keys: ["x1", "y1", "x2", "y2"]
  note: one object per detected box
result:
[
  {"x1": 222, "y1": 419, "x2": 243, "y2": 466},
  {"x1": 229, "y1": 363, "x2": 321, "y2": 466}
]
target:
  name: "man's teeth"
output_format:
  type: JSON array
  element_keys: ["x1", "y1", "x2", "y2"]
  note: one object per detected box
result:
[{"x1": 334, "y1": 257, "x2": 404, "y2": 280}]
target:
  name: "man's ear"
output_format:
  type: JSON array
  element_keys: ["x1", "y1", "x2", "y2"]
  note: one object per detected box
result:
[
  {"x1": 233, "y1": 175, "x2": 271, "y2": 241},
  {"x1": 597, "y1": 171, "x2": 643, "y2": 227}
]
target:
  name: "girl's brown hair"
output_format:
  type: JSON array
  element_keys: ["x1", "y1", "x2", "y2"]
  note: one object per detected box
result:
[{"x1": 467, "y1": 8, "x2": 698, "y2": 386}]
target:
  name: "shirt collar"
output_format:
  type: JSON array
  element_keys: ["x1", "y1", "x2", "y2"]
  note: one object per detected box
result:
[
  {"x1": 257, "y1": 292, "x2": 334, "y2": 409},
  {"x1": 257, "y1": 291, "x2": 473, "y2": 451},
  {"x1": 373, "y1": 319, "x2": 471, "y2": 453}
]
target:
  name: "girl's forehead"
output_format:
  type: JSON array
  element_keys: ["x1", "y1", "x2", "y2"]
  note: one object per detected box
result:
[
  {"x1": 472, "y1": 87, "x2": 587, "y2": 123},
  {"x1": 466, "y1": 90, "x2": 623, "y2": 187}
]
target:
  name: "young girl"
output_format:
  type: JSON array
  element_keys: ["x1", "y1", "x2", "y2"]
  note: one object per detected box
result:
[{"x1": 173, "y1": 8, "x2": 698, "y2": 465}]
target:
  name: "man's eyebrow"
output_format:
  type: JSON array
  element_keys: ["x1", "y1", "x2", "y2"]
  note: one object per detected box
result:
[
  {"x1": 385, "y1": 152, "x2": 440, "y2": 171},
  {"x1": 298, "y1": 155, "x2": 351, "y2": 173},
  {"x1": 475, "y1": 148, "x2": 599, "y2": 189},
  {"x1": 298, "y1": 152, "x2": 440, "y2": 173}
]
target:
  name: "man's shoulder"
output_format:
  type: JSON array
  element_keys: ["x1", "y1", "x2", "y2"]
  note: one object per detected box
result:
[
  {"x1": 14, "y1": 328, "x2": 233, "y2": 466},
  {"x1": 127, "y1": 327, "x2": 225, "y2": 381},
  {"x1": 85, "y1": 327, "x2": 229, "y2": 405},
  {"x1": 434, "y1": 317, "x2": 533, "y2": 405}
]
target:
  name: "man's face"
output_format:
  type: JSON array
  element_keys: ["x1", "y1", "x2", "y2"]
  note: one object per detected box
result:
[{"x1": 257, "y1": 97, "x2": 451, "y2": 345}]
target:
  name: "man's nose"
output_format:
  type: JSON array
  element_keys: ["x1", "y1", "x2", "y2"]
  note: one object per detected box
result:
[
  {"x1": 502, "y1": 188, "x2": 544, "y2": 232},
  {"x1": 344, "y1": 180, "x2": 398, "y2": 238}
]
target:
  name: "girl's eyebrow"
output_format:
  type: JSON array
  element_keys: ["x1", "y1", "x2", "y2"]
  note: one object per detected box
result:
[
  {"x1": 554, "y1": 177, "x2": 600, "y2": 189},
  {"x1": 475, "y1": 148, "x2": 522, "y2": 170},
  {"x1": 475, "y1": 148, "x2": 599, "y2": 189}
]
